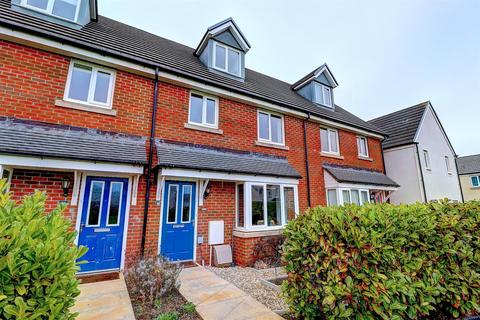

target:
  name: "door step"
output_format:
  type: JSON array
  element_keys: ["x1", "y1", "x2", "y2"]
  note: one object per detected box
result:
[{"x1": 77, "y1": 271, "x2": 120, "y2": 284}]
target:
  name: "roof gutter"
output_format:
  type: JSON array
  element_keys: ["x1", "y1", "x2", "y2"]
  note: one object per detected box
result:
[
  {"x1": 303, "y1": 112, "x2": 312, "y2": 207},
  {"x1": 140, "y1": 67, "x2": 159, "y2": 256}
]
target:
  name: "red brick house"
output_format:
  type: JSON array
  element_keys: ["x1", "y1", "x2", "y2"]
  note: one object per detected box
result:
[{"x1": 0, "y1": 0, "x2": 398, "y2": 272}]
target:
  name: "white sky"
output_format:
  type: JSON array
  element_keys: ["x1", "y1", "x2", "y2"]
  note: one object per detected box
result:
[{"x1": 99, "y1": 0, "x2": 480, "y2": 156}]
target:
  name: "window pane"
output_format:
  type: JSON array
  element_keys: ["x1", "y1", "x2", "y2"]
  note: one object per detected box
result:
[
  {"x1": 472, "y1": 176, "x2": 479, "y2": 187},
  {"x1": 214, "y1": 45, "x2": 226, "y2": 69},
  {"x1": 342, "y1": 190, "x2": 351, "y2": 204},
  {"x1": 107, "y1": 182, "x2": 122, "y2": 225},
  {"x1": 267, "y1": 185, "x2": 281, "y2": 226},
  {"x1": 323, "y1": 86, "x2": 332, "y2": 107},
  {"x1": 445, "y1": 156, "x2": 450, "y2": 172},
  {"x1": 27, "y1": 0, "x2": 48, "y2": 10},
  {"x1": 189, "y1": 94, "x2": 203, "y2": 124},
  {"x1": 167, "y1": 185, "x2": 178, "y2": 223},
  {"x1": 251, "y1": 185, "x2": 264, "y2": 226},
  {"x1": 1, "y1": 169, "x2": 10, "y2": 180},
  {"x1": 181, "y1": 185, "x2": 192, "y2": 223},
  {"x1": 270, "y1": 115, "x2": 283, "y2": 143},
  {"x1": 206, "y1": 98, "x2": 216, "y2": 125},
  {"x1": 424, "y1": 150, "x2": 430, "y2": 168},
  {"x1": 259, "y1": 112, "x2": 269, "y2": 140},
  {"x1": 361, "y1": 191, "x2": 369, "y2": 204},
  {"x1": 320, "y1": 129, "x2": 329, "y2": 152},
  {"x1": 88, "y1": 181, "x2": 103, "y2": 226},
  {"x1": 329, "y1": 130, "x2": 338, "y2": 153},
  {"x1": 358, "y1": 137, "x2": 367, "y2": 156},
  {"x1": 351, "y1": 190, "x2": 360, "y2": 205},
  {"x1": 327, "y1": 189, "x2": 337, "y2": 206},
  {"x1": 68, "y1": 64, "x2": 92, "y2": 102},
  {"x1": 284, "y1": 187, "x2": 295, "y2": 223},
  {"x1": 52, "y1": 0, "x2": 78, "y2": 20},
  {"x1": 227, "y1": 49, "x2": 240, "y2": 75},
  {"x1": 93, "y1": 71, "x2": 111, "y2": 104},
  {"x1": 314, "y1": 83, "x2": 323, "y2": 104},
  {"x1": 237, "y1": 184, "x2": 245, "y2": 227}
]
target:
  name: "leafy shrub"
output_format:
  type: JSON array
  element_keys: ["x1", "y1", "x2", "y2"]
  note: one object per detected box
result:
[
  {"x1": 282, "y1": 200, "x2": 480, "y2": 319},
  {"x1": 181, "y1": 302, "x2": 196, "y2": 314},
  {"x1": 124, "y1": 255, "x2": 182, "y2": 309},
  {"x1": 0, "y1": 180, "x2": 87, "y2": 319},
  {"x1": 156, "y1": 312, "x2": 179, "y2": 320}
]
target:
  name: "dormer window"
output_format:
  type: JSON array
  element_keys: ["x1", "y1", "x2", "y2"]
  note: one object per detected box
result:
[
  {"x1": 314, "y1": 83, "x2": 332, "y2": 108},
  {"x1": 20, "y1": 0, "x2": 80, "y2": 22},
  {"x1": 213, "y1": 42, "x2": 241, "y2": 76}
]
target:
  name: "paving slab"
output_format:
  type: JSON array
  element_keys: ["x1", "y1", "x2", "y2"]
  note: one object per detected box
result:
[
  {"x1": 179, "y1": 266, "x2": 283, "y2": 320},
  {"x1": 72, "y1": 274, "x2": 135, "y2": 320}
]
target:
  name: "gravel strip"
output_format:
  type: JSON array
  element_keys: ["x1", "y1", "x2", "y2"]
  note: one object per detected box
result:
[{"x1": 206, "y1": 266, "x2": 288, "y2": 311}]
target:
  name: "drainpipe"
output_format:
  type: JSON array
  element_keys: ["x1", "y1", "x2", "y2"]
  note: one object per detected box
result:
[
  {"x1": 141, "y1": 67, "x2": 159, "y2": 256},
  {"x1": 303, "y1": 112, "x2": 312, "y2": 207},
  {"x1": 415, "y1": 143, "x2": 428, "y2": 203},
  {"x1": 454, "y1": 155, "x2": 465, "y2": 203}
]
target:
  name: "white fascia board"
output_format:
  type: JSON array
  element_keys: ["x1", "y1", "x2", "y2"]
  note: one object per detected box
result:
[
  {"x1": 0, "y1": 154, "x2": 144, "y2": 174},
  {"x1": 160, "y1": 168, "x2": 299, "y2": 185},
  {"x1": 195, "y1": 21, "x2": 250, "y2": 55},
  {"x1": 0, "y1": 27, "x2": 382, "y2": 139},
  {"x1": 292, "y1": 65, "x2": 339, "y2": 90}
]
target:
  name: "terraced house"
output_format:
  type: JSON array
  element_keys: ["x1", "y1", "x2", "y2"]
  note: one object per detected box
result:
[{"x1": 0, "y1": 0, "x2": 398, "y2": 272}]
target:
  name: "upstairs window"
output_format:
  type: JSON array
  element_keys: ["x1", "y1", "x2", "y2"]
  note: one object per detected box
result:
[
  {"x1": 320, "y1": 128, "x2": 339, "y2": 154},
  {"x1": 188, "y1": 92, "x2": 219, "y2": 128},
  {"x1": 314, "y1": 83, "x2": 333, "y2": 108},
  {"x1": 64, "y1": 61, "x2": 116, "y2": 108},
  {"x1": 213, "y1": 42, "x2": 241, "y2": 76},
  {"x1": 21, "y1": 0, "x2": 81, "y2": 22},
  {"x1": 471, "y1": 176, "x2": 480, "y2": 187},
  {"x1": 258, "y1": 110, "x2": 284, "y2": 145},
  {"x1": 357, "y1": 136, "x2": 369, "y2": 157},
  {"x1": 423, "y1": 150, "x2": 431, "y2": 170}
]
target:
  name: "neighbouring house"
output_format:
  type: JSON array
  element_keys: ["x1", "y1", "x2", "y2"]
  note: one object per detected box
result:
[
  {"x1": 368, "y1": 101, "x2": 462, "y2": 204},
  {"x1": 456, "y1": 154, "x2": 480, "y2": 201},
  {"x1": 0, "y1": 0, "x2": 397, "y2": 272}
]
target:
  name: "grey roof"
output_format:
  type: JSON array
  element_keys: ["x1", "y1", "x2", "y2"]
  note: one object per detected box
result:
[
  {"x1": 323, "y1": 164, "x2": 399, "y2": 187},
  {"x1": 155, "y1": 140, "x2": 301, "y2": 178},
  {"x1": 368, "y1": 101, "x2": 429, "y2": 149},
  {"x1": 290, "y1": 63, "x2": 338, "y2": 89},
  {"x1": 456, "y1": 155, "x2": 480, "y2": 175},
  {"x1": 0, "y1": 0, "x2": 383, "y2": 136},
  {"x1": 0, "y1": 117, "x2": 147, "y2": 164}
]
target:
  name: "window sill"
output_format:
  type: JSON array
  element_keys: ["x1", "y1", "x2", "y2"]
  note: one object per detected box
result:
[
  {"x1": 320, "y1": 152, "x2": 344, "y2": 159},
  {"x1": 55, "y1": 99, "x2": 117, "y2": 116},
  {"x1": 184, "y1": 123, "x2": 223, "y2": 135},
  {"x1": 358, "y1": 156, "x2": 373, "y2": 162},
  {"x1": 255, "y1": 140, "x2": 289, "y2": 150},
  {"x1": 233, "y1": 229, "x2": 284, "y2": 238}
]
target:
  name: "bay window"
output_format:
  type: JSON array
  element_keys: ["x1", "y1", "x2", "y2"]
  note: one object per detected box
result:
[
  {"x1": 236, "y1": 182, "x2": 298, "y2": 230},
  {"x1": 327, "y1": 188, "x2": 370, "y2": 206}
]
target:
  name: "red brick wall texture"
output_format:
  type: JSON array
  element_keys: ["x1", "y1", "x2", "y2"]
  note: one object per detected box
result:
[{"x1": 1, "y1": 40, "x2": 385, "y2": 267}]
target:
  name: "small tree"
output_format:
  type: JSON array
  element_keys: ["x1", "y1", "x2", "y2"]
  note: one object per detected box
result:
[{"x1": 0, "y1": 179, "x2": 87, "y2": 319}]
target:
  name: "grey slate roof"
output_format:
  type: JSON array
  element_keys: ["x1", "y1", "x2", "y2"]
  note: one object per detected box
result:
[
  {"x1": 368, "y1": 101, "x2": 429, "y2": 149},
  {"x1": 0, "y1": 117, "x2": 147, "y2": 164},
  {"x1": 0, "y1": 0, "x2": 383, "y2": 136},
  {"x1": 456, "y1": 155, "x2": 480, "y2": 175},
  {"x1": 156, "y1": 140, "x2": 301, "y2": 178},
  {"x1": 323, "y1": 164, "x2": 399, "y2": 187}
]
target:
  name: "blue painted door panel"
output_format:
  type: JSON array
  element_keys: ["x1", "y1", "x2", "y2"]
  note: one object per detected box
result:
[
  {"x1": 160, "y1": 181, "x2": 196, "y2": 261},
  {"x1": 78, "y1": 177, "x2": 128, "y2": 272}
]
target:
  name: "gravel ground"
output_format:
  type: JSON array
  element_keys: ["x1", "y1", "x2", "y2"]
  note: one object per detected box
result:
[{"x1": 206, "y1": 266, "x2": 288, "y2": 311}]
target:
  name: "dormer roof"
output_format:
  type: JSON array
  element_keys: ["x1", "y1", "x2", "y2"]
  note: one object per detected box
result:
[
  {"x1": 194, "y1": 17, "x2": 251, "y2": 56},
  {"x1": 291, "y1": 63, "x2": 338, "y2": 91}
]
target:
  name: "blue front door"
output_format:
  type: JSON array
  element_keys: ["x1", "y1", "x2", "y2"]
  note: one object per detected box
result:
[
  {"x1": 161, "y1": 181, "x2": 196, "y2": 261},
  {"x1": 78, "y1": 177, "x2": 128, "y2": 273}
]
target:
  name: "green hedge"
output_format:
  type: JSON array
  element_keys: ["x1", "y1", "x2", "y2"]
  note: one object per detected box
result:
[
  {"x1": 282, "y1": 200, "x2": 480, "y2": 319},
  {"x1": 0, "y1": 180, "x2": 87, "y2": 319}
]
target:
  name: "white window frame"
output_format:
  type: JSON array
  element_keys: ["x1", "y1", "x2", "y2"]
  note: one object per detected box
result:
[
  {"x1": 105, "y1": 181, "x2": 123, "y2": 227},
  {"x1": 180, "y1": 185, "x2": 193, "y2": 223},
  {"x1": 212, "y1": 41, "x2": 241, "y2": 76},
  {"x1": 236, "y1": 182, "x2": 299, "y2": 231},
  {"x1": 257, "y1": 110, "x2": 285, "y2": 146},
  {"x1": 20, "y1": 0, "x2": 81, "y2": 23},
  {"x1": 64, "y1": 60, "x2": 116, "y2": 109},
  {"x1": 85, "y1": 180, "x2": 105, "y2": 227},
  {"x1": 357, "y1": 136, "x2": 369, "y2": 157},
  {"x1": 314, "y1": 82, "x2": 333, "y2": 108},
  {"x1": 0, "y1": 165, "x2": 13, "y2": 192},
  {"x1": 423, "y1": 150, "x2": 431, "y2": 170},
  {"x1": 444, "y1": 156, "x2": 452, "y2": 174},
  {"x1": 320, "y1": 127, "x2": 340, "y2": 155},
  {"x1": 188, "y1": 91, "x2": 219, "y2": 128},
  {"x1": 165, "y1": 184, "x2": 179, "y2": 224},
  {"x1": 326, "y1": 188, "x2": 339, "y2": 206},
  {"x1": 471, "y1": 175, "x2": 480, "y2": 188},
  {"x1": 328, "y1": 188, "x2": 370, "y2": 206}
]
